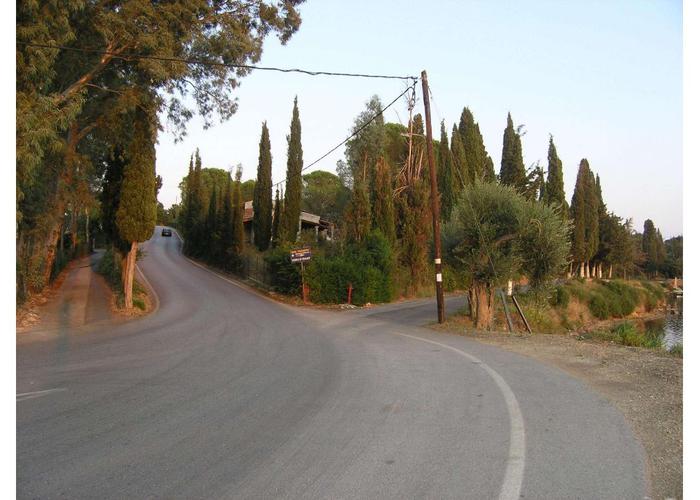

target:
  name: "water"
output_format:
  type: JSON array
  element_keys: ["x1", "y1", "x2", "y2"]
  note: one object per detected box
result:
[{"x1": 641, "y1": 295, "x2": 683, "y2": 349}]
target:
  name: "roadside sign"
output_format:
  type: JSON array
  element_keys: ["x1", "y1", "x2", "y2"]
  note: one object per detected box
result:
[{"x1": 290, "y1": 247, "x2": 312, "y2": 263}]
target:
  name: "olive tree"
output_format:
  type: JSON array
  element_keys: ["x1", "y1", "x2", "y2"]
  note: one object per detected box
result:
[{"x1": 443, "y1": 181, "x2": 569, "y2": 330}]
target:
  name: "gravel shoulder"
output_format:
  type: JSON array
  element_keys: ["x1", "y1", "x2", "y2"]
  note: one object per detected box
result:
[{"x1": 432, "y1": 317, "x2": 682, "y2": 500}]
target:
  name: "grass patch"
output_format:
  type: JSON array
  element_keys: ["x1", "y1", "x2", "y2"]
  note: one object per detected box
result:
[
  {"x1": 604, "y1": 321, "x2": 664, "y2": 349},
  {"x1": 669, "y1": 344, "x2": 683, "y2": 358}
]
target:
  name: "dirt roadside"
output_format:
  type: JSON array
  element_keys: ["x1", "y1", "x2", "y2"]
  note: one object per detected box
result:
[{"x1": 432, "y1": 317, "x2": 682, "y2": 500}]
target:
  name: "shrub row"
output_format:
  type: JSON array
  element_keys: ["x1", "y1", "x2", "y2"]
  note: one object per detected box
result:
[{"x1": 306, "y1": 231, "x2": 394, "y2": 305}]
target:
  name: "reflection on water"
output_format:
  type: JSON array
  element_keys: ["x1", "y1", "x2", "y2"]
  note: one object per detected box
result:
[{"x1": 642, "y1": 296, "x2": 683, "y2": 349}]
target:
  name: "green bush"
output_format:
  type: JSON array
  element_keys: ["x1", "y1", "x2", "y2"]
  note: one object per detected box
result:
[
  {"x1": 602, "y1": 281, "x2": 639, "y2": 316},
  {"x1": 549, "y1": 285, "x2": 570, "y2": 308},
  {"x1": 589, "y1": 293, "x2": 610, "y2": 319},
  {"x1": 97, "y1": 247, "x2": 123, "y2": 289},
  {"x1": 306, "y1": 230, "x2": 394, "y2": 305},
  {"x1": 264, "y1": 244, "x2": 301, "y2": 295}
]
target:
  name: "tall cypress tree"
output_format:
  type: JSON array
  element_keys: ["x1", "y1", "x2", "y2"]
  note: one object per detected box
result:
[
  {"x1": 344, "y1": 180, "x2": 371, "y2": 244},
  {"x1": 450, "y1": 125, "x2": 468, "y2": 189},
  {"x1": 280, "y1": 97, "x2": 303, "y2": 242},
  {"x1": 499, "y1": 113, "x2": 527, "y2": 191},
  {"x1": 232, "y1": 166, "x2": 245, "y2": 257},
  {"x1": 570, "y1": 160, "x2": 589, "y2": 274},
  {"x1": 458, "y1": 107, "x2": 480, "y2": 183},
  {"x1": 373, "y1": 156, "x2": 395, "y2": 243},
  {"x1": 584, "y1": 165, "x2": 599, "y2": 272},
  {"x1": 271, "y1": 187, "x2": 282, "y2": 247},
  {"x1": 437, "y1": 120, "x2": 455, "y2": 221},
  {"x1": 205, "y1": 185, "x2": 218, "y2": 262},
  {"x1": 544, "y1": 135, "x2": 566, "y2": 213},
  {"x1": 483, "y1": 153, "x2": 496, "y2": 182},
  {"x1": 186, "y1": 148, "x2": 205, "y2": 257},
  {"x1": 253, "y1": 121, "x2": 273, "y2": 250},
  {"x1": 115, "y1": 106, "x2": 157, "y2": 308},
  {"x1": 220, "y1": 174, "x2": 234, "y2": 268}
]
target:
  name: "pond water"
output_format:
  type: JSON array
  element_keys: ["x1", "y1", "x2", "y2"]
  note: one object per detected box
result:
[{"x1": 641, "y1": 295, "x2": 683, "y2": 349}]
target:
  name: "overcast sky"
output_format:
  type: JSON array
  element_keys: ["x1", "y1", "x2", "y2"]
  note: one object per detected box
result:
[{"x1": 155, "y1": 0, "x2": 682, "y2": 237}]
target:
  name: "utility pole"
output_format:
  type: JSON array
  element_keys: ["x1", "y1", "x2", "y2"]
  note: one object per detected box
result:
[{"x1": 421, "y1": 70, "x2": 445, "y2": 323}]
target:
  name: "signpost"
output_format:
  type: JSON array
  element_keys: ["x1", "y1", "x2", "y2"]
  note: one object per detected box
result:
[{"x1": 290, "y1": 247, "x2": 312, "y2": 303}]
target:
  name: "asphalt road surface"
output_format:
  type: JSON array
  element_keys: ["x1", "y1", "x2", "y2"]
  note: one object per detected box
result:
[{"x1": 17, "y1": 228, "x2": 648, "y2": 499}]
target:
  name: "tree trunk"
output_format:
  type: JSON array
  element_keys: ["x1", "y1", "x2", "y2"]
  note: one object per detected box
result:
[
  {"x1": 472, "y1": 283, "x2": 494, "y2": 331},
  {"x1": 579, "y1": 262, "x2": 585, "y2": 278},
  {"x1": 123, "y1": 241, "x2": 137, "y2": 309},
  {"x1": 608, "y1": 263, "x2": 613, "y2": 279},
  {"x1": 85, "y1": 207, "x2": 90, "y2": 252}
]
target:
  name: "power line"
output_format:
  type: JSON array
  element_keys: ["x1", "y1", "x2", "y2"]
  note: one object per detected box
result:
[
  {"x1": 17, "y1": 42, "x2": 419, "y2": 82},
  {"x1": 272, "y1": 80, "x2": 418, "y2": 189}
]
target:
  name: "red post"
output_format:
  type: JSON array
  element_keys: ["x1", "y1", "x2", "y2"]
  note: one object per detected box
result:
[{"x1": 347, "y1": 283, "x2": 353, "y2": 304}]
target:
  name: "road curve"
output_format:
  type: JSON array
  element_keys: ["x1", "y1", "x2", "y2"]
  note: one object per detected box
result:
[{"x1": 17, "y1": 228, "x2": 647, "y2": 499}]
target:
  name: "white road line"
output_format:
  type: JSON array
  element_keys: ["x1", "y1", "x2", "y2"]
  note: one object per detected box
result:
[
  {"x1": 16, "y1": 388, "x2": 67, "y2": 402},
  {"x1": 394, "y1": 332, "x2": 526, "y2": 500}
]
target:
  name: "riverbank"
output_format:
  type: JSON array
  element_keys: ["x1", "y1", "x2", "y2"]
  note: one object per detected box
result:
[{"x1": 431, "y1": 317, "x2": 682, "y2": 499}]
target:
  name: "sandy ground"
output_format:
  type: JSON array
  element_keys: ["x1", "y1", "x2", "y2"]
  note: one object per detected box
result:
[{"x1": 432, "y1": 316, "x2": 683, "y2": 500}]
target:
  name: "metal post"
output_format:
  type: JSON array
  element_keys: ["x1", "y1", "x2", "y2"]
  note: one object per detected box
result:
[
  {"x1": 421, "y1": 70, "x2": 445, "y2": 323},
  {"x1": 499, "y1": 289, "x2": 514, "y2": 333}
]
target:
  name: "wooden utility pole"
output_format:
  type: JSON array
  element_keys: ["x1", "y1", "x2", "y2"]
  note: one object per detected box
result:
[{"x1": 421, "y1": 70, "x2": 445, "y2": 323}]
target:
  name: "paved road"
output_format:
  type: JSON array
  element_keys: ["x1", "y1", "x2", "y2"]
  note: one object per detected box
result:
[{"x1": 17, "y1": 228, "x2": 648, "y2": 499}]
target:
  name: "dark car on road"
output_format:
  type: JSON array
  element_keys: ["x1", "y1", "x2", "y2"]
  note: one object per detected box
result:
[{"x1": 161, "y1": 228, "x2": 172, "y2": 237}]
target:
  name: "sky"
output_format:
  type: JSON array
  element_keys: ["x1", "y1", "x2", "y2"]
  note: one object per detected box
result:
[{"x1": 154, "y1": 0, "x2": 683, "y2": 237}]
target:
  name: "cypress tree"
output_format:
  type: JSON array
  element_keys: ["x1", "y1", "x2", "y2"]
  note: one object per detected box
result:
[
  {"x1": 280, "y1": 97, "x2": 303, "y2": 242},
  {"x1": 458, "y1": 107, "x2": 479, "y2": 183},
  {"x1": 115, "y1": 106, "x2": 157, "y2": 308},
  {"x1": 499, "y1": 113, "x2": 527, "y2": 191},
  {"x1": 483, "y1": 154, "x2": 496, "y2": 182},
  {"x1": 186, "y1": 149, "x2": 204, "y2": 257},
  {"x1": 220, "y1": 174, "x2": 234, "y2": 268},
  {"x1": 570, "y1": 160, "x2": 589, "y2": 275},
  {"x1": 437, "y1": 120, "x2": 455, "y2": 221},
  {"x1": 253, "y1": 121, "x2": 273, "y2": 250},
  {"x1": 584, "y1": 165, "x2": 599, "y2": 273},
  {"x1": 232, "y1": 166, "x2": 245, "y2": 257},
  {"x1": 271, "y1": 187, "x2": 282, "y2": 247},
  {"x1": 373, "y1": 156, "x2": 395, "y2": 244},
  {"x1": 543, "y1": 135, "x2": 566, "y2": 212},
  {"x1": 205, "y1": 185, "x2": 218, "y2": 262},
  {"x1": 450, "y1": 125, "x2": 468, "y2": 189},
  {"x1": 344, "y1": 180, "x2": 371, "y2": 244}
]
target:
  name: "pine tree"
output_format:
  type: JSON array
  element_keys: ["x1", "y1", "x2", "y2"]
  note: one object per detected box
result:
[
  {"x1": 437, "y1": 121, "x2": 455, "y2": 221},
  {"x1": 499, "y1": 113, "x2": 527, "y2": 191},
  {"x1": 543, "y1": 135, "x2": 566, "y2": 213},
  {"x1": 450, "y1": 125, "x2": 468, "y2": 189},
  {"x1": 280, "y1": 97, "x2": 303, "y2": 242},
  {"x1": 253, "y1": 121, "x2": 273, "y2": 250},
  {"x1": 115, "y1": 106, "x2": 157, "y2": 308},
  {"x1": 373, "y1": 156, "x2": 395, "y2": 243},
  {"x1": 271, "y1": 187, "x2": 282, "y2": 247}
]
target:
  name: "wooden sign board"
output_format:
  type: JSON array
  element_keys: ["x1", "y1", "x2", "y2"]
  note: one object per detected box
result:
[{"x1": 290, "y1": 247, "x2": 312, "y2": 263}]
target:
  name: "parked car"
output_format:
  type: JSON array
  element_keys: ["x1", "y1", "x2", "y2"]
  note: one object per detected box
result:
[{"x1": 161, "y1": 228, "x2": 172, "y2": 237}]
